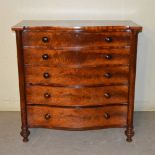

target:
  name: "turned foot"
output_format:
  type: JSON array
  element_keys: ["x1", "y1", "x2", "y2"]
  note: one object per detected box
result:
[
  {"x1": 20, "y1": 127, "x2": 30, "y2": 142},
  {"x1": 125, "y1": 127, "x2": 134, "y2": 142}
]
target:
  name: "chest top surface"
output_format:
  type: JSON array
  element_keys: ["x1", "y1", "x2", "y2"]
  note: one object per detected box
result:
[{"x1": 12, "y1": 20, "x2": 142, "y2": 32}]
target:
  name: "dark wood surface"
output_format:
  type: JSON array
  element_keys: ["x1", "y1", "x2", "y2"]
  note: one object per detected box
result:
[
  {"x1": 26, "y1": 85, "x2": 128, "y2": 106},
  {"x1": 27, "y1": 105, "x2": 127, "y2": 129},
  {"x1": 125, "y1": 31, "x2": 139, "y2": 142},
  {"x1": 24, "y1": 48, "x2": 130, "y2": 67},
  {"x1": 12, "y1": 20, "x2": 142, "y2": 142},
  {"x1": 22, "y1": 31, "x2": 131, "y2": 48},
  {"x1": 25, "y1": 66, "x2": 129, "y2": 86},
  {"x1": 15, "y1": 31, "x2": 30, "y2": 142}
]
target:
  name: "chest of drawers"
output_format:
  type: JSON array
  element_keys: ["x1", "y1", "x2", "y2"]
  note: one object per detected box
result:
[{"x1": 12, "y1": 20, "x2": 142, "y2": 142}]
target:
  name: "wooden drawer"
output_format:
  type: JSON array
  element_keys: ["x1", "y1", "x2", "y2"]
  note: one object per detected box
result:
[
  {"x1": 26, "y1": 85, "x2": 128, "y2": 106},
  {"x1": 22, "y1": 31, "x2": 55, "y2": 48},
  {"x1": 24, "y1": 48, "x2": 130, "y2": 67},
  {"x1": 27, "y1": 105, "x2": 127, "y2": 129},
  {"x1": 22, "y1": 31, "x2": 131, "y2": 48},
  {"x1": 25, "y1": 66, "x2": 129, "y2": 86}
]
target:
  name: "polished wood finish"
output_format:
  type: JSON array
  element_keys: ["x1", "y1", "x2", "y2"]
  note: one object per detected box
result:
[
  {"x1": 12, "y1": 20, "x2": 142, "y2": 31},
  {"x1": 15, "y1": 31, "x2": 30, "y2": 142},
  {"x1": 25, "y1": 66, "x2": 129, "y2": 86},
  {"x1": 126, "y1": 31, "x2": 139, "y2": 142},
  {"x1": 23, "y1": 31, "x2": 131, "y2": 48},
  {"x1": 12, "y1": 20, "x2": 142, "y2": 142},
  {"x1": 27, "y1": 105, "x2": 127, "y2": 129},
  {"x1": 26, "y1": 85, "x2": 128, "y2": 106},
  {"x1": 24, "y1": 48, "x2": 130, "y2": 67}
]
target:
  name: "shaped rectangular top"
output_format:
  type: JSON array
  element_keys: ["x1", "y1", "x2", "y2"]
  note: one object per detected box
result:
[{"x1": 12, "y1": 20, "x2": 142, "y2": 32}]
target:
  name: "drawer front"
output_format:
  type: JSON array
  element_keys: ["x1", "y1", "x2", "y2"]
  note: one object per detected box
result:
[
  {"x1": 54, "y1": 31, "x2": 131, "y2": 48},
  {"x1": 27, "y1": 105, "x2": 127, "y2": 129},
  {"x1": 23, "y1": 31, "x2": 131, "y2": 48},
  {"x1": 25, "y1": 66, "x2": 129, "y2": 86},
  {"x1": 22, "y1": 31, "x2": 55, "y2": 48},
  {"x1": 24, "y1": 48, "x2": 130, "y2": 67},
  {"x1": 26, "y1": 85, "x2": 128, "y2": 106}
]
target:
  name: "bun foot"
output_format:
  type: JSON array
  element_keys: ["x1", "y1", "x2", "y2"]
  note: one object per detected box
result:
[
  {"x1": 125, "y1": 127, "x2": 134, "y2": 142},
  {"x1": 20, "y1": 127, "x2": 30, "y2": 142}
]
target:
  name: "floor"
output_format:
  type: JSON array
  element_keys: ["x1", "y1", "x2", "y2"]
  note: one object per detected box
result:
[{"x1": 0, "y1": 112, "x2": 155, "y2": 155}]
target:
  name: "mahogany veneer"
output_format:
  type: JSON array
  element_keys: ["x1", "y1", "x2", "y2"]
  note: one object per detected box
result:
[
  {"x1": 27, "y1": 105, "x2": 127, "y2": 129},
  {"x1": 24, "y1": 48, "x2": 130, "y2": 66},
  {"x1": 25, "y1": 66, "x2": 129, "y2": 86},
  {"x1": 12, "y1": 20, "x2": 142, "y2": 142},
  {"x1": 26, "y1": 85, "x2": 128, "y2": 106}
]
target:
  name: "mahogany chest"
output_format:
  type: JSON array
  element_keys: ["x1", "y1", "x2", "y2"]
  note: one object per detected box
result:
[{"x1": 12, "y1": 20, "x2": 142, "y2": 142}]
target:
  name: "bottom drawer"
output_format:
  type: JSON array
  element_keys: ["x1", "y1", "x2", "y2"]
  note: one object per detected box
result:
[{"x1": 27, "y1": 105, "x2": 127, "y2": 129}]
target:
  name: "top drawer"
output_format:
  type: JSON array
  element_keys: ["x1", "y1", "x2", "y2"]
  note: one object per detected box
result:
[{"x1": 22, "y1": 31, "x2": 131, "y2": 48}]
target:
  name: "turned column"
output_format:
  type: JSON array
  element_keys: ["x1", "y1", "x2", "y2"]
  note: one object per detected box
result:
[{"x1": 15, "y1": 30, "x2": 30, "y2": 142}]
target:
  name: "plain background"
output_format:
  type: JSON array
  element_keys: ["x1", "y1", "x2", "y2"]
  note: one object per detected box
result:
[{"x1": 0, "y1": 0, "x2": 154, "y2": 111}]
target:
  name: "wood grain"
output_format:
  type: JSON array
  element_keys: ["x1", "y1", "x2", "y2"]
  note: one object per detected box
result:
[
  {"x1": 15, "y1": 31, "x2": 30, "y2": 142},
  {"x1": 27, "y1": 105, "x2": 127, "y2": 129},
  {"x1": 22, "y1": 31, "x2": 131, "y2": 48},
  {"x1": 25, "y1": 66, "x2": 129, "y2": 86},
  {"x1": 12, "y1": 20, "x2": 142, "y2": 142},
  {"x1": 24, "y1": 48, "x2": 130, "y2": 67},
  {"x1": 126, "y1": 31, "x2": 139, "y2": 142},
  {"x1": 26, "y1": 85, "x2": 128, "y2": 106}
]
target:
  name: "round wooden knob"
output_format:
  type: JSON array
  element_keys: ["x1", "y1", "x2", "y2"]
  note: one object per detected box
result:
[
  {"x1": 42, "y1": 54, "x2": 49, "y2": 60},
  {"x1": 44, "y1": 113, "x2": 51, "y2": 120},
  {"x1": 104, "y1": 113, "x2": 110, "y2": 119},
  {"x1": 104, "y1": 93, "x2": 111, "y2": 99},
  {"x1": 104, "y1": 73, "x2": 112, "y2": 78},
  {"x1": 44, "y1": 93, "x2": 51, "y2": 99},
  {"x1": 43, "y1": 72, "x2": 50, "y2": 79},
  {"x1": 105, "y1": 54, "x2": 112, "y2": 60},
  {"x1": 105, "y1": 37, "x2": 113, "y2": 42},
  {"x1": 42, "y1": 37, "x2": 49, "y2": 43}
]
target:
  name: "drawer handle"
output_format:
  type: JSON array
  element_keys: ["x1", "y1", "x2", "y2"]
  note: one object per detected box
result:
[
  {"x1": 105, "y1": 54, "x2": 112, "y2": 60},
  {"x1": 42, "y1": 54, "x2": 49, "y2": 60},
  {"x1": 44, "y1": 113, "x2": 51, "y2": 120},
  {"x1": 104, "y1": 113, "x2": 110, "y2": 119},
  {"x1": 104, "y1": 93, "x2": 111, "y2": 99},
  {"x1": 105, "y1": 37, "x2": 113, "y2": 42},
  {"x1": 43, "y1": 72, "x2": 50, "y2": 79},
  {"x1": 42, "y1": 37, "x2": 49, "y2": 43},
  {"x1": 104, "y1": 73, "x2": 112, "y2": 78},
  {"x1": 44, "y1": 93, "x2": 51, "y2": 99}
]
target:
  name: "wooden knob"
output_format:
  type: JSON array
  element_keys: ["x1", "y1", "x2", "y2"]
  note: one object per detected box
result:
[
  {"x1": 44, "y1": 93, "x2": 51, "y2": 99},
  {"x1": 105, "y1": 37, "x2": 113, "y2": 42},
  {"x1": 104, "y1": 113, "x2": 110, "y2": 119},
  {"x1": 105, "y1": 54, "x2": 112, "y2": 60},
  {"x1": 42, "y1": 54, "x2": 49, "y2": 60},
  {"x1": 42, "y1": 37, "x2": 49, "y2": 43},
  {"x1": 44, "y1": 113, "x2": 51, "y2": 120},
  {"x1": 104, "y1": 93, "x2": 111, "y2": 99},
  {"x1": 104, "y1": 73, "x2": 112, "y2": 78},
  {"x1": 43, "y1": 72, "x2": 50, "y2": 79}
]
